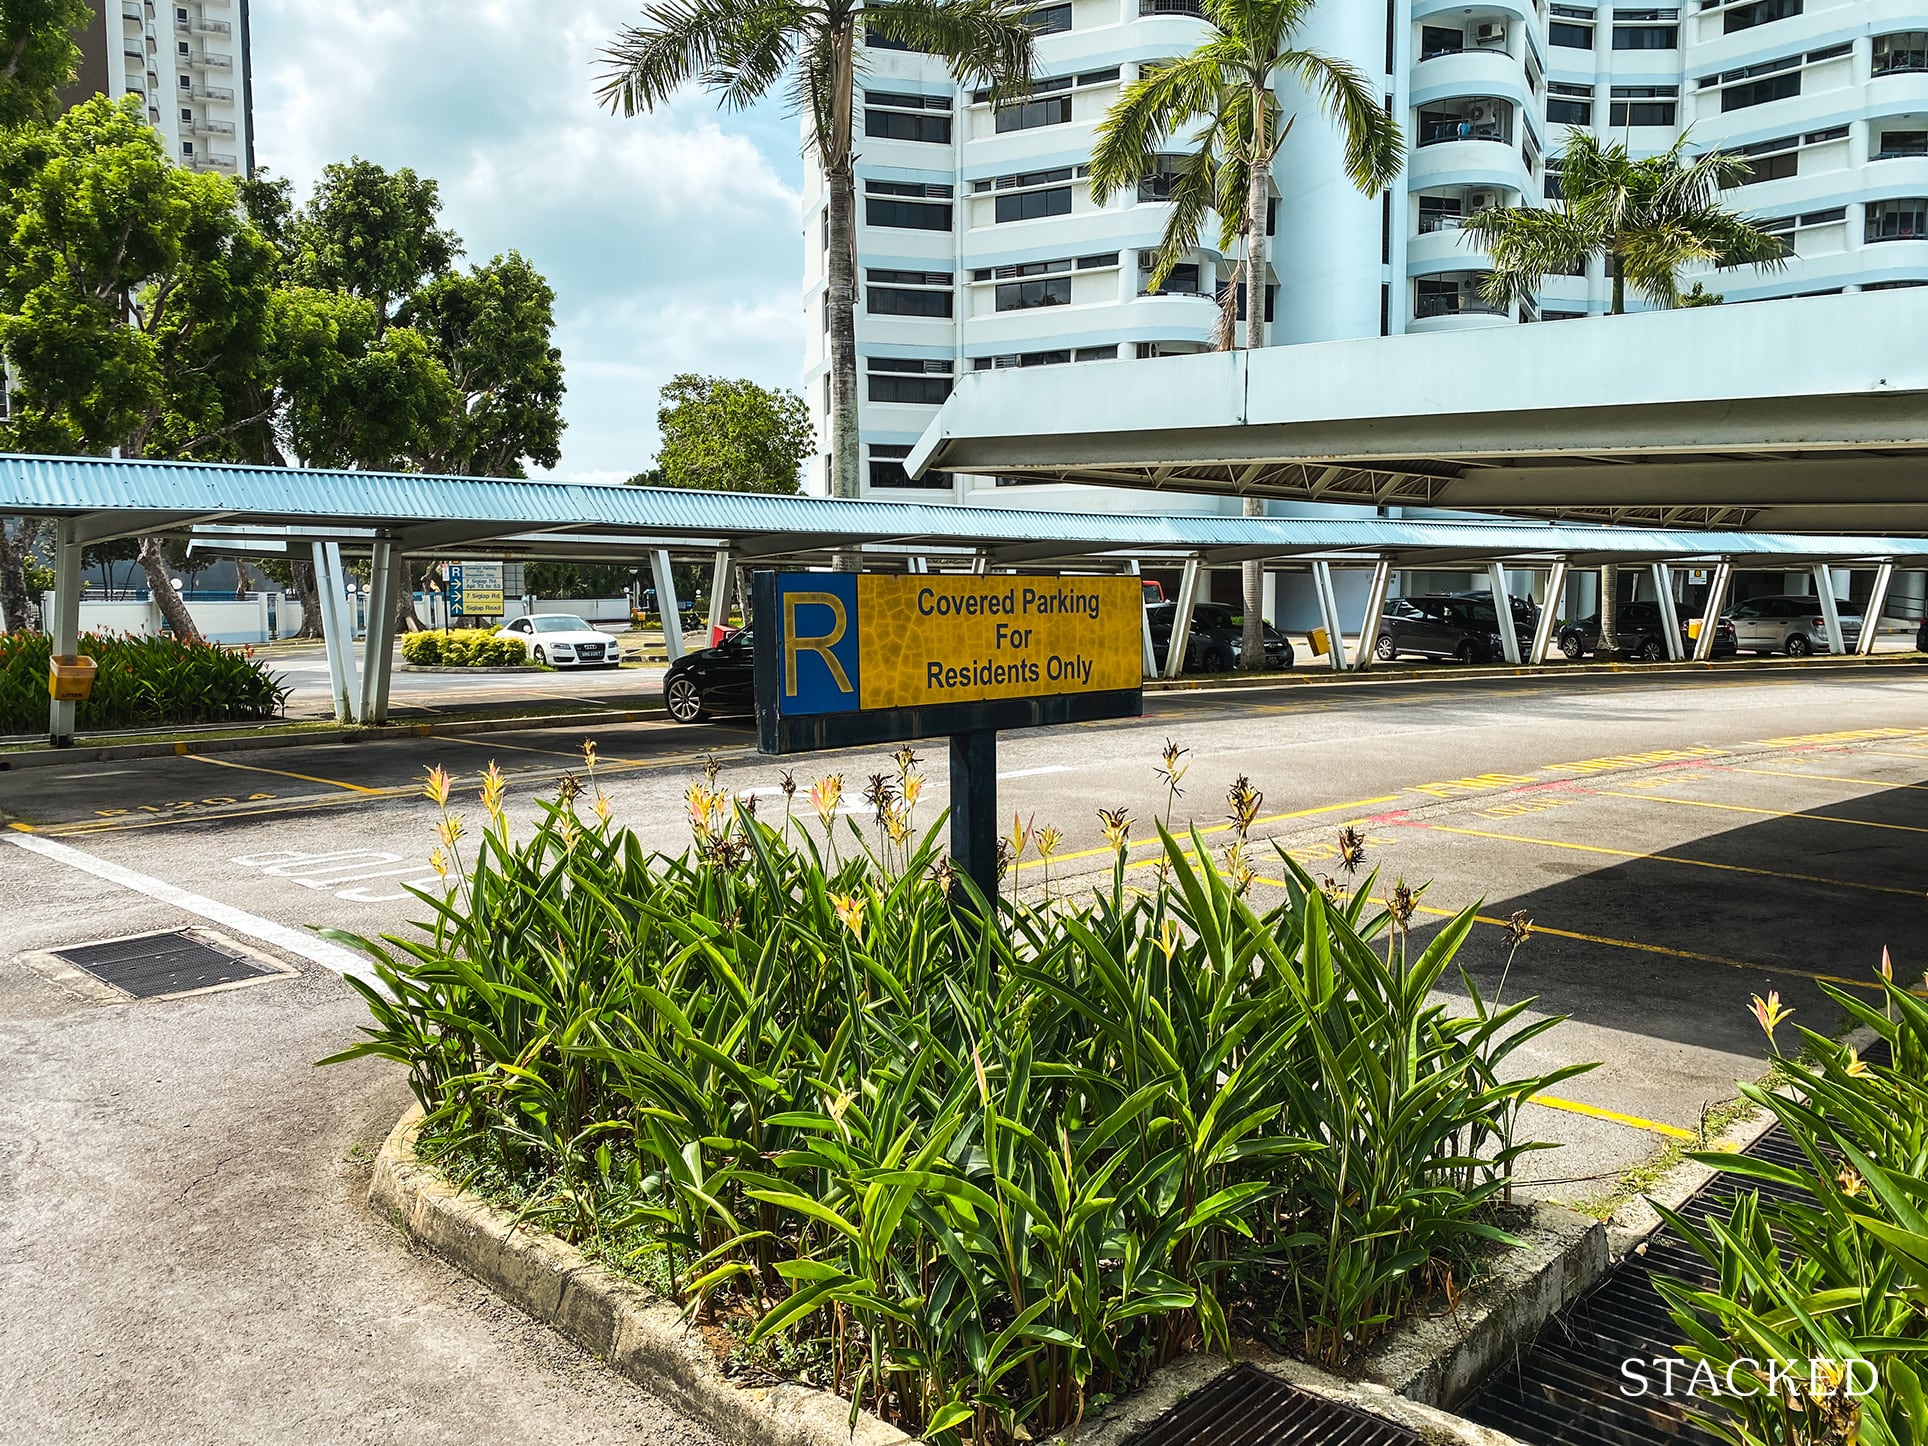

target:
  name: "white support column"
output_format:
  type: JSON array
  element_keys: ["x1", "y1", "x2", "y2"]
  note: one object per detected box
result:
[
  {"x1": 1649, "y1": 563, "x2": 1683, "y2": 660},
  {"x1": 1692, "y1": 562, "x2": 1733, "y2": 662},
  {"x1": 360, "y1": 539, "x2": 399, "y2": 723},
  {"x1": 1813, "y1": 563, "x2": 1846, "y2": 656},
  {"x1": 1352, "y1": 558, "x2": 1392, "y2": 672},
  {"x1": 650, "y1": 549, "x2": 685, "y2": 662},
  {"x1": 48, "y1": 518, "x2": 82, "y2": 744},
  {"x1": 313, "y1": 541, "x2": 363, "y2": 723},
  {"x1": 970, "y1": 551, "x2": 990, "y2": 576},
  {"x1": 1528, "y1": 560, "x2": 1568, "y2": 664},
  {"x1": 1486, "y1": 561, "x2": 1522, "y2": 665},
  {"x1": 908, "y1": 556, "x2": 929, "y2": 575},
  {"x1": 1311, "y1": 560, "x2": 1346, "y2": 672},
  {"x1": 706, "y1": 548, "x2": 735, "y2": 641},
  {"x1": 1128, "y1": 560, "x2": 1158, "y2": 679},
  {"x1": 1858, "y1": 561, "x2": 1894, "y2": 656},
  {"x1": 1163, "y1": 555, "x2": 1203, "y2": 681}
]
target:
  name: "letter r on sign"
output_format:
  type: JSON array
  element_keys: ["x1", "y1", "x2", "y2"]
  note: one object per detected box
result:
[{"x1": 785, "y1": 591, "x2": 853, "y2": 698}]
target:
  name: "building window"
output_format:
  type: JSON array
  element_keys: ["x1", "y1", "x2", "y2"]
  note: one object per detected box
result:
[
  {"x1": 866, "y1": 358, "x2": 953, "y2": 404},
  {"x1": 1418, "y1": 195, "x2": 1463, "y2": 232},
  {"x1": 1139, "y1": 0, "x2": 1203, "y2": 13},
  {"x1": 865, "y1": 179, "x2": 953, "y2": 230},
  {"x1": 1873, "y1": 32, "x2": 1928, "y2": 75},
  {"x1": 1233, "y1": 282, "x2": 1277, "y2": 323},
  {"x1": 995, "y1": 186, "x2": 1072, "y2": 222},
  {"x1": 180, "y1": 107, "x2": 193, "y2": 122},
  {"x1": 1415, "y1": 275, "x2": 1501, "y2": 317},
  {"x1": 1420, "y1": 25, "x2": 1464, "y2": 58},
  {"x1": 865, "y1": 109, "x2": 952, "y2": 143},
  {"x1": 1867, "y1": 198, "x2": 1928, "y2": 242},
  {"x1": 972, "y1": 350, "x2": 1073, "y2": 369},
  {"x1": 1721, "y1": 68, "x2": 1799, "y2": 109},
  {"x1": 996, "y1": 274, "x2": 1071, "y2": 309},
  {"x1": 1025, "y1": 3, "x2": 1072, "y2": 32},
  {"x1": 181, "y1": 141, "x2": 194, "y2": 155},
  {"x1": 1549, "y1": 8, "x2": 1593, "y2": 48},
  {"x1": 1143, "y1": 260, "x2": 1203, "y2": 294},
  {"x1": 1135, "y1": 156, "x2": 1191, "y2": 201},
  {"x1": 1612, "y1": 10, "x2": 1678, "y2": 48},
  {"x1": 995, "y1": 93, "x2": 1072, "y2": 132},
  {"x1": 1877, "y1": 130, "x2": 1928, "y2": 159},
  {"x1": 863, "y1": 27, "x2": 921, "y2": 51},
  {"x1": 1610, "y1": 86, "x2": 1678, "y2": 125},
  {"x1": 1546, "y1": 83, "x2": 1591, "y2": 125},
  {"x1": 1723, "y1": 0, "x2": 1800, "y2": 30},
  {"x1": 867, "y1": 444, "x2": 918, "y2": 489},
  {"x1": 867, "y1": 285, "x2": 953, "y2": 317}
]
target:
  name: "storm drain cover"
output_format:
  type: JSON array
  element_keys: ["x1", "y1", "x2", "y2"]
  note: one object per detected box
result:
[
  {"x1": 53, "y1": 930, "x2": 271, "y2": 999},
  {"x1": 1123, "y1": 1364, "x2": 1422, "y2": 1446}
]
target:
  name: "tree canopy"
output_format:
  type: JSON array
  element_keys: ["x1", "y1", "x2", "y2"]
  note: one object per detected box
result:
[
  {"x1": 652, "y1": 373, "x2": 815, "y2": 494},
  {"x1": 0, "y1": 0, "x2": 89, "y2": 128}
]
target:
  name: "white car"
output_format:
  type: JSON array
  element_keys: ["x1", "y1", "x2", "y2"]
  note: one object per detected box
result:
[{"x1": 495, "y1": 614, "x2": 623, "y2": 669}]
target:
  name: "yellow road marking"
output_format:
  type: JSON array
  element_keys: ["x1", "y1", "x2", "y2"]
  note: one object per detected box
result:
[
  {"x1": 1412, "y1": 822, "x2": 1924, "y2": 899},
  {"x1": 1727, "y1": 766, "x2": 1928, "y2": 795},
  {"x1": 1589, "y1": 787, "x2": 1928, "y2": 836},
  {"x1": 1410, "y1": 903, "x2": 1892, "y2": 994},
  {"x1": 8, "y1": 821, "x2": 35, "y2": 833},
  {"x1": 1530, "y1": 1094, "x2": 1697, "y2": 1141},
  {"x1": 187, "y1": 753, "x2": 381, "y2": 794},
  {"x1": 435, "y1": 733, "x2": 633, "y2": 764}
]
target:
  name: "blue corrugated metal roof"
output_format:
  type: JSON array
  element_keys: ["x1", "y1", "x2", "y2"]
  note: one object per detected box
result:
[{"x1": 2, "y1": 453, "x2": 1925, "y2": 562}]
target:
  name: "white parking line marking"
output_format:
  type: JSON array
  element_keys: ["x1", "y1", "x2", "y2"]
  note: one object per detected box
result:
[
  {"x1": 7, "y1": 835, "x2": 382, "y2": 988},
  {"x1": 998, "y1": 765, "x2": 1073, "y2": 780},
  {"x1": 231, "y1": 848, "x2": 443, "y2": 904}
]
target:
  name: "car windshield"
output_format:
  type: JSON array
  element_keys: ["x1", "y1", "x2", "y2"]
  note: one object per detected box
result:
[{"x1": 531, "y1": 616, "x2": 594, "y2": 634}]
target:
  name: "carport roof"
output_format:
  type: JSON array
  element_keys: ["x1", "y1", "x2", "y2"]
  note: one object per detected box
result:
[
  {"x1": 4, "y1": 452, "x2": 1928, "y2": 568},
  {"x1": 908, "y1": 290, "x2": 1928, "y2": 534}
]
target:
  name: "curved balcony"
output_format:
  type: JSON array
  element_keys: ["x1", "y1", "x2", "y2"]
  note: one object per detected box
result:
[
  {"x1": 1412, "y1": 0, "x2": 1534, "y2": 24},
  {"x1": 1407, "y1": 224, "x2": 1495, "y2": 272},
  {"x1": 1410, "y1": 48, "x2": 1527, "y2": 104},
  {"x1": 1407, "y1": 137, "x2": 1531, "y2": 194}
]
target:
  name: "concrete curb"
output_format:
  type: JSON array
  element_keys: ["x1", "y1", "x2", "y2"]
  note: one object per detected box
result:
[
  {"x1": 1351, "y1": 1202, "x2": 1608, "y2": 1408},
  {"x1": 0, "y1": 705, "x2": 672, "y2": 771},
  {"x1": 1144, "y1": 651, "x2": 1928, "y2": 694},
  {"x1": 369, "y1": 1107, "x2": 911, "y2": 1446},
  {"x1": 396, "y1": 664, "x2": 549, "y2": 675}
]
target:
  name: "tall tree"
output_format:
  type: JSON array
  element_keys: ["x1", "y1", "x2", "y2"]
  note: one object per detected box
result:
[
  {"x1": 289, "y1": 159, "x2": 460, "y2": 333},
  {"x1": 1091, "y1": 0, "x2": 1402, "y2": 669},
  {"x1": 596, "y1": 0, "x2": 1036, "y2": 507},
  {"x1": 0, "y1": 0, "x2": 88, "y2": 126},
  {"x1": 1461, "y1": 131, "x2": 1785, "y2": 653},
  {"x1": 0, "y1": 97, "x2": 282, "y2": 641},
  {"x1": 652, "y1": 373, "x2": 815, "y2": 494}
]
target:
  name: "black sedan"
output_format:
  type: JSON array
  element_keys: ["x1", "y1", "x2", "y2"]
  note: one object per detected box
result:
[
  {"x1": 664, "y1": 628, "x2": 756, "y2": 722},
  {"x1": 1556, "y1": 602, "x2": 1736, "y2": 662},
  {"x1": 1148, "y1": 601, "x2": 1294, "y2": 673}
]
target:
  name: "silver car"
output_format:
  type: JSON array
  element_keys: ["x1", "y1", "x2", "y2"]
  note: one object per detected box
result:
[{"x1": 1727, "y1": 595, "x2": 1862, "y2": 656}]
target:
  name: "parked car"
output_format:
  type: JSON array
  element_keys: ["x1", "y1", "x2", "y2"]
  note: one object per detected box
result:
[
  {"x1": 1446, "y1": 589, "x2": 1541, "y2": 630},
  {"x1": 664, "y1": 628, "x2": 756, "y2": 722},
  {"x1": 1147, "y1": 601, "x2": 1294, "y2": 672},
  {"x1": 1374, "y1": 594, "x2": 1523, "y2": 663},
  {"x1": 495, "y1": 614, "x2": 623, "y2": 668},
  {"x1": 1727, "y1": 595, "x2": 1862, "y2": 656},
  {"x1": 1556, "y1": 601, "x2": 1737, "y2": 661}
]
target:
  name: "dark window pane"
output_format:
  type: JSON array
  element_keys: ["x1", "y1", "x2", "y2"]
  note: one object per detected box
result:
[
  {"x1": 995, "y1": 276, "x2": 1071, "y2": 310},
  {"x1": 1722, "y1": 70, "x2": 1799, "y2": 109},
  {"x1": 867, "y1": 374, "x2": 953, "y2": 404},
  {"x1": 864, "y1": 109, "x2": 951, "y2": 143},
  {"x1": 1726, "y1": 0, "x2": 1801, "y2": 30},
  {"x1": 866, "y1": 198, "x2": 953, "y2": 230},
  {"x1": 1026, "y1": 3, "x2": 1072, "y2": 31},
  {"x1": 1550, "y1": 20, "x2": 1591, "y2": 45},
  {"x1": 995, "y1": 187, "x2": 1072, "y2": 222},
  {"x1": 1547, "y1": 97, "x2": 1591, "y2": 123},
  {"x1": 867, "y1": 286, "x2": 952, "y2": 316},
  {"x1": 994, "y1": 94, "x2": 1072, "y2": 132},
  {"x1": 868, "y1": 459, "x2": 918, "y2": 487},
  {"x1": 1612, "y1": 24, "x2": 1676, "y2": 47},
  {"x1": 1611, "y1": 100, "x2": 1678, "y2": 124}
]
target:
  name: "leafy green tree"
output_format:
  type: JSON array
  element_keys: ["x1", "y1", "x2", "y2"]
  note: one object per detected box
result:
[
  {"x1": 1461, "y1": 131, "x2": 1784, "y2": 649},
  {"x1": 0, "y1": 0, "x2": 89, "y2": 126},
  {"x1": 1091, "y1": 0, "x2": 1402, "y2": 669},
  {"x1": 652, "y1": 373, "x2": 814, "y2": 494},
  {"x1": 0, "y1": 97, "x2": 281, "y2": 640},
  {"x1": 597, "y1": 0, "x2": 1035, "y2": 503},
  {"x1": 288, "y1": 159, "x2": 460, "y2": 332}
]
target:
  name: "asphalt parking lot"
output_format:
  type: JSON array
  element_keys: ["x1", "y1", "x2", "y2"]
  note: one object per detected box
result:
[{"x1": 3, "y1": 664, "x2": 1924, "y2": 1440}]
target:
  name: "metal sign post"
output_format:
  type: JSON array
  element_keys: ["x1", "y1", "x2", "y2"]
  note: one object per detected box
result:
[{"x1": 752, "y1": 571, "x2": 1143, "y2": 903}]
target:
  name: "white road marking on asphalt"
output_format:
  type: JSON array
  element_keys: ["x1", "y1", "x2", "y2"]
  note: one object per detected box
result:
[
  {"x1": 231, "y1": 848, "x2": 443, "y2": 904},
  {"x1": 8, "y1": 834, "x2": 383, "y2": 989},
  {"x1": 55, "y1": 769, "x2": 135, "y2": 780},
  {"x1": 998, "y1": 765, "x2": 1074, "y2": 780}
]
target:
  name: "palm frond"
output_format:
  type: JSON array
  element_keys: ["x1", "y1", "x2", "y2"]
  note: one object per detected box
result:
[
  {"x1": 1147, "y1": 144, "x2": 1221, "y2": 290},
  {"x1": 1088, "y1": 52, "x2": 1228, "y2": 201},
  {"x1": 1460, "y1": 203, "x2": 1597, "y2": 310},
  {"x1": 865, "y1": 0, "x2": 1036, "y2": 97},
  {"x1": 1274, "y1": 47, "x2": 1402, "y2": 192},
  {"x1": 596, "y1": 0, "x2": 807, "y2": 115}
]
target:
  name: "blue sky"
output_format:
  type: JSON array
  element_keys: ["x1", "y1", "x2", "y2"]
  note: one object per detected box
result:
[{"x1": 251, "y1": 1, "x2": 808, "y2": 482}]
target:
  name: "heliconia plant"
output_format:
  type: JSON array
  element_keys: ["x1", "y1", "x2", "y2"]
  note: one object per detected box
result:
[{"x1": 325, "y1": 744, "x2": 1587, "y2": 1446}]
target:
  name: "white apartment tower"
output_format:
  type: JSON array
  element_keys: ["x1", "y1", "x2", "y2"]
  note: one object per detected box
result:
[
  {"x1": 64, "y1": 0, "x2": 255, "y2": 178},
  {"x1": 802, "y1": 0, "x2": 1928, "y2": 501}
]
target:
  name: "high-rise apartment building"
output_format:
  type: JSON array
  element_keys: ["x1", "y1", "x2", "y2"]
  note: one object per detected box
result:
[
  {"x1": 62, "y1": 0, "x2": 255, "y2": 178},
  {"x1": 801, "y1": 0, "x2": 1928, "y2": 502}
]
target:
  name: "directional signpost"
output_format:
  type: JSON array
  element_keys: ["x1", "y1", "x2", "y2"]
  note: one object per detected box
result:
[{"x1": 753, "y1": 571, "x2": 1143, "y2": 900}]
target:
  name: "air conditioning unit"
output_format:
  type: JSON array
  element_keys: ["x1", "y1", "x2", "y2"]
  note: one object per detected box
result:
[
  {"x1": 1474, "y1": 20, "x2": 1506, "y2": 44},
  {"x1": 1464, "y1": 102, "x2": 1495, "y2": 124},
  {"x1": 1138, "y1": 249, "x2": 1160, "y2": 269},
  {"x1": 1467, "y1": 189, "x2": 1499, "y2": 211}
]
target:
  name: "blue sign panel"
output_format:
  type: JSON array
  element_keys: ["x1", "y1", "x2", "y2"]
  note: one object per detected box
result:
[{"x1": 775, "y1": 573, "x2": 859, "y2": 716}]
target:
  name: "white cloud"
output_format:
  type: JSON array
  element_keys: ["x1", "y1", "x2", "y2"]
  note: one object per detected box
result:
[{"x1": 250, "y1": 0, "x2": 807, "y2": 480}]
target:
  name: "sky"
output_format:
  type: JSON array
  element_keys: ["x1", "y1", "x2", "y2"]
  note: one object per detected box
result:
[{"x1": 250, "y1": 0, "x2": 808, "y2": 483}]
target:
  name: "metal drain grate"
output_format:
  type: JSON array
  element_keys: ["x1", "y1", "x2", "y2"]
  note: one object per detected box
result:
[
  {"x1": 53, "y1": 930, "x2": 270, "y2": 999},
  {"x1": 1462, "y1": 1041, "x2": 1893, "y2": 1446},
  {"x1": 1124, "y1": 1364, "x2": 1422, "y2": 1446}
]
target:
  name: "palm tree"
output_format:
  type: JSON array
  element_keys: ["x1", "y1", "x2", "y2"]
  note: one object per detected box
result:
[
  {"x1": 598, "y1": 0, "x2": 1035, "y2": 505},
  {"x1": 1089, "y1": 0, "x2": 1402, "y2": 670},
  {"x1": 1462, "y1": 130, "x2": 1785, "y2": 653}
]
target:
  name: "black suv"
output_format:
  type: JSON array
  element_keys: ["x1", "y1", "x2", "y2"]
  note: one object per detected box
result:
[
  {"x1": 1375, "y1": 595, "x2": 1524, "y2": 663},
  {"x1": 1148, "y1": 602, "x2": 1294, "y2": 673},
  {"x1": 1556, "y1": 602, "x2": 1737, "y2": 661},
  {"x1": 664, "y1": 628, "x2": 756, "y2": 722}
]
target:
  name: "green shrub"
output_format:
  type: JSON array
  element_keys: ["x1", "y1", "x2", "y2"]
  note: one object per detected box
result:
[
  {"x1": 400, "y1": 629, "x2": 527, "y2": 667},
  {"x1": 1656, "y1": 979, "x2": 1928, "y2": 1444},
  {"x1": 0, "y1": 630, "x2": 289, "y2": 734},
  {"x1": 327, "y1": 756, "x2": 1581, "y2": 1445}
]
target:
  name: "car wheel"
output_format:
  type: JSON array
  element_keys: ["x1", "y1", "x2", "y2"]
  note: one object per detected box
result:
[
  {"x1": 1375, "y1": 634, "x2": 1397, "y2": 661},
  {"x1": 1639, "y1": 638, "x2": 1665, "y2": 662},
  {"x1": 1455, "y1": 639, "x2": 1478, "y2": 664},
  {"x1": 1199, "y1": 646, "x2": 1227, "y2": 673},
  {"x1": 1559, "y1": 634, "x2": 1585, "y2": 661},
  {"x1": 533, "y1": 645, "x2": 548, "y2": 665},
  {"x1": 1786, "y1": 633, "x2": 1812, "y2": 657},
  {"x1": 666, "y1": 676, "x2": 705, "y2": 722}
]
